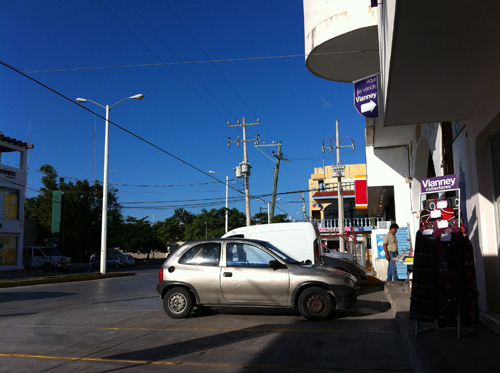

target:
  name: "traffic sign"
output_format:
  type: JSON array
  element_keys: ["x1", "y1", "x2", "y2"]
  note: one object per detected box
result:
[{"x1": 354, "y1": 73, "x2": 379, "y2": 119}]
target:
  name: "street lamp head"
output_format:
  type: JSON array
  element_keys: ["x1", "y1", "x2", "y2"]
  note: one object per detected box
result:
[
  {"x1": 76, "y1": 98, "x2": 87, "y2": 103},
  {"x1": 130, "y1": 94, "x2": 144, "y2": 100},
  {"x1": 209, "y1": 171, "x2": 216, "y2": 174}
]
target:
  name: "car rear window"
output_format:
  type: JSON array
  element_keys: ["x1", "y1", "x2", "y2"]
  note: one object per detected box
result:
[{"x1": 179, "y1": 243, "x2": 221, "y2": 266}]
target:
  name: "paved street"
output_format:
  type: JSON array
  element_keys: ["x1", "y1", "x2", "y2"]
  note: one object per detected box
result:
[{"x1": 0, "y1": 268, "x2": 412, "y2": 372}]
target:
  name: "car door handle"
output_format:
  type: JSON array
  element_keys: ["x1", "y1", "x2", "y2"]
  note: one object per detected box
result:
[{"x1": 223, "y1": 272, "x2": 232, "y2": 277}]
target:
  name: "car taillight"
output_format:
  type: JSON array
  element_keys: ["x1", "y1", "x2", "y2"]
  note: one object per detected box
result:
[
  {"x1": 314, "y1": 240, "x2": 320, "y2": 258},
  {"x1": 159, "y1": 267, "x2": 163, "y2": 282}
]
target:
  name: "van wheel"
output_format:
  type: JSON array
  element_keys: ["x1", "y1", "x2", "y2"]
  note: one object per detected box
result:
[
  {"x1": 163, "y1": 287, "x2": 194, "y2": 319},
  {"x1": 43, "y1": 263, "x2": 51, "y2": 272},
  {"x1": 298, "y1": 287, "x2": 333, "y2": 320}
]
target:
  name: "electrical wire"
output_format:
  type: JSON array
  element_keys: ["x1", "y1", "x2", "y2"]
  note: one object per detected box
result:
[
  {"x1": 0, "y1": 60, "x2": 298, "y2": 207},
  {"x1": 161, "y1": 0, "x2": 258, "y2": 119},
  {"x1": 24, "y1": 51, "x2": 378, "y2": 74},
  {"x1": 96, "y1": 0, "x2": 230, "y2": 121},
  {"x1": 126, "y1": 0, "x2": 238, "y2": 120}
]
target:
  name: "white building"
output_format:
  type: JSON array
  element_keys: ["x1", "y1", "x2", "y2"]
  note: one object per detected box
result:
[
  {"x1": 0, "y1": 133, "x2": 33, "y2": 270},
  {"x1": 303, "y1": 0, "x2": 500, "y2": 333}
]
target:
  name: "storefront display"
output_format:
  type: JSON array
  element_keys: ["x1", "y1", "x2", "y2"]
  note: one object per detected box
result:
[{"x1": 409, "y1": 175, "x2": 478, "y2": 337}]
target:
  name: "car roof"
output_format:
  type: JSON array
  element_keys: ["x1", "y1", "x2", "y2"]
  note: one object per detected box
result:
[{"x1": 183, "y1": 238, "x2": 270, "y2": 245}]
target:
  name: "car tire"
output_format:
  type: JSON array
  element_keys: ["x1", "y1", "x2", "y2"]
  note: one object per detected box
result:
[
  {"x1": 114, "y1": 263, "x2": 120, "y2": 269},
  {"x1": 298, "y1": 287, "x2": 333, "y2": 320},
  {"x1": 163, "y1": 287, "x2": 194, "y2": 319},
  {"x1": 43, "y1": 263, "x2": 51, "y2": 272}
]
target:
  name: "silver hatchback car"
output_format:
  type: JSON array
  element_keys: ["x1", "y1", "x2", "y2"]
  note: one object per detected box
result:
[{"x1": 156, "y1": 238, "x2": 359, "y2": 320}]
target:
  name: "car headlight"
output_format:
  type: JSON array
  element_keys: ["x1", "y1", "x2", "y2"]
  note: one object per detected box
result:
[{"x1": 345, "y1": 277, "x2": 356, "y2": 288}]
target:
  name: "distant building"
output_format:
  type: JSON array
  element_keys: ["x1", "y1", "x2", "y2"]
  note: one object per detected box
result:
[
  {"x1": 0, "y1": 133, "x2": 33, "y2": 270},
  {"x1": 308, "y1": 163, "x2": 368, "y2": 221}
]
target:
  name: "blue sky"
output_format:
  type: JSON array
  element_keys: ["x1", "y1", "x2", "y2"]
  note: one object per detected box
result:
[{"x1": 1, "y1": 0, "x2": 366, "y2": 223}]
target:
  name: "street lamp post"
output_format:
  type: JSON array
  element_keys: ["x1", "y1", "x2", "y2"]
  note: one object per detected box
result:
[
  {"x1": 76, "y1": 94, "x2": 143, "y2": 274},
  {"x1": 209, "y1": 170, "x2": 229, "y2": 233},
  {"x1": 257, "y1": 199, "x2": 271, "y2": 224}
]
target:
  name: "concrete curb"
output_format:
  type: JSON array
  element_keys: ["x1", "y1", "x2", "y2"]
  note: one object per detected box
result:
[{"x1": 0, "y1": 271, "x2": 135, "y2": 288}]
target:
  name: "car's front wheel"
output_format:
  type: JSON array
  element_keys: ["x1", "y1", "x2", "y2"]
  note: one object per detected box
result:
[
  {"x1": 163, "y1": 287, "x2": 194, "y2": 319},
  {"x1": 298, "y1": 287, "x2": 333, "y2": 320}
]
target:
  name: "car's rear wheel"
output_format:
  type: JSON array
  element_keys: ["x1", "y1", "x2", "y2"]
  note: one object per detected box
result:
[
  {"x1": 298, "y1": 287, "x2": 333, "y2": 320},
  {"x1": 114, "y1": 263, "x2": 120, "y2": 269},
  {"x1": 163, "y1": 287, "x2": 194, "y2": 319}
]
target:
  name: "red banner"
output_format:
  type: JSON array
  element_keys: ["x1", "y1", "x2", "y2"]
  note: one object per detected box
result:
[{"x1": 355, "y1": 176, "x2": 367, "y2": 210}]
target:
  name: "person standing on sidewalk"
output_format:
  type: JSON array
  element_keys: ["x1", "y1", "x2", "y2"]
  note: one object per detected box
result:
[
  {"x1": 383, "y1": 223, "x2": 402, "y2": 285},
  {"x1": 89, "y1": 251, "x2": 98, "y2": 273}
]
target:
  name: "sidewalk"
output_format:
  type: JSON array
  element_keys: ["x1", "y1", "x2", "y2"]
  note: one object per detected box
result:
[
  {"x1": 384, "y1": 283, "x2": 500, "y2": 372},
  {"x1": 0, "y1": 264, "x2": 135, "y2": 288}
]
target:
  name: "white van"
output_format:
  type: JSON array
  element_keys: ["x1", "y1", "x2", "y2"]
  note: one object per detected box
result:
[
  {"x1": 222, "y1": 222, "x2": 322, "y2": 265},
  {"x1": 222, "y1": 222, "x2": 367, "y2": 283},
  {"x1": 23, "y1": 246, "x2": 71, "y2": 272}
]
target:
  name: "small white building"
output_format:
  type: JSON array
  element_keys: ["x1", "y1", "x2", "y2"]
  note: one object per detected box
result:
[
  {"x1": 0, "y1": 133, "x2": 33, "y2": 270},
  {"x1": 303, "y1": 0, "x2": 500, "y2": 333}
]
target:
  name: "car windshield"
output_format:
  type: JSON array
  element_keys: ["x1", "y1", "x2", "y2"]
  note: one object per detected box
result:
[{"x1": 257, "y1": 240, "x2": 301, "y2": 264}]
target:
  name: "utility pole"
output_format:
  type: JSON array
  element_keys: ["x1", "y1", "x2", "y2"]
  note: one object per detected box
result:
[
  {"x1": 228, "y1": 117, "x2": 260, "y2": 226},
  {"x1": 301, "y1": 193, "x2": 308, "y2": 221},
  {"x1": 336, "y1": 122, "x2": 344, "y2": 252},
  {"x1": 322, "y1": 120, "x2": 355, "y2": 252},
  {"x1": 254, "y1": 140, "x2": 290, "y2": 220}
]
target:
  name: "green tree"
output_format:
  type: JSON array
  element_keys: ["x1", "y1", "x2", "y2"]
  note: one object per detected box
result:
[
  {"x1": 24, "y1": 164, "x2": 123, "y2": 262},
  {"x1": 251, "y1": 212, "x2": 290, "y2": 225},
  {"x1": 271, "y1": 213, "x2": 289, "y2": 223},
  {"x1": 155, "y1": 208, "x2": 194, "y2": 247},
  {"x1": 117, "y1": 216, "x2": 166, "y2": 259},
  {"x1": 227, "y1": 207, "x2": 247, "y2": 231},
  {"x1": 182, "y1": 207, "x2": 247, "y2": 240}
]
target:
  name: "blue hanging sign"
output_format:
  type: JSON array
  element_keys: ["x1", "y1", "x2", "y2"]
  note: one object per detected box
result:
[{"x1": 354, "y1": 73, "x2": 379, "y2": 119}]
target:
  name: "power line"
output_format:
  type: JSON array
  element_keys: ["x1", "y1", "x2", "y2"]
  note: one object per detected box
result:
[
  {"x1": 162, "y1": 0, "x2": 258, "y2": 118},
  {"x1": 24, "y1": 51, "x2": 378, "y2": 74},
  {"x1": 0, "y1": 59, "x2": 276, "y2": 203},
  {"x1": 1, "y1": 158, "x2": 224, "y2": 189},
  {"x1": 125, "y1": 0, "x2": 238, "y2": 120},
  {"x1": 96, "y1": 0, "x2": 230, "y2": 120}
]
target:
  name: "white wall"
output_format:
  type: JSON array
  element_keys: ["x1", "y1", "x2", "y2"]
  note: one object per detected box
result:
[
  {"x1": 303, "y1": 0, "x2": 377, "y2": 55},
  {"x1": 366, "y1": 145, "x2": 413, "y2": 229}
]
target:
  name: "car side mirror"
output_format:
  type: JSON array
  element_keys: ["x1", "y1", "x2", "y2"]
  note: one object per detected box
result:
[{"x1": 268, "y1": 260, "x2": 285, "y2": 270}]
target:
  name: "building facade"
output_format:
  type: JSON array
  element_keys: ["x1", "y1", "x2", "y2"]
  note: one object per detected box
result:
[
  {"x1": 308, "y1": 163, "x2": 367, "y2": 221},
  {"x1": 0, "y1": 133, "x2": 33, "y2": 270},
  {"x1": 303, "y1": 0, "x2": 500, "y2": 332}
]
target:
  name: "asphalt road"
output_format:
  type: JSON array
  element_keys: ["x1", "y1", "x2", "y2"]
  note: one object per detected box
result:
[{"x1": 0, "y1": 267, "x2": 412, "y2": 372}]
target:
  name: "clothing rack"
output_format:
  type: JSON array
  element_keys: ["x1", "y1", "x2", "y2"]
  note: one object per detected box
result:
[{"x1": 410, "y1": 184, "x2": 478, "y2": 338}]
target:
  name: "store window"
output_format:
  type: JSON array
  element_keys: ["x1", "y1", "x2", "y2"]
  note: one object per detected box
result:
[
  {"x1": 0, "y1": 188, "x2": 19, "y2": 219},
  {"x1": 0, "y1": 236, "x2": 18, "y2": 266}
]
